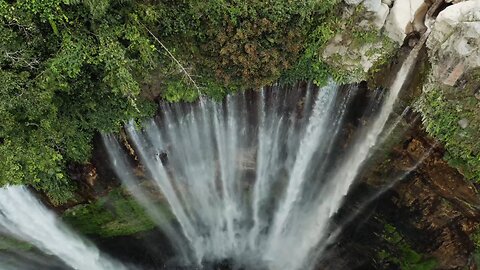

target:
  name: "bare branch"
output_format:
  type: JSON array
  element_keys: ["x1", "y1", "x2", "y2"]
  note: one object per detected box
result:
[{"x1": 141, "y1": 24, "x2": 202, "y2": 97}]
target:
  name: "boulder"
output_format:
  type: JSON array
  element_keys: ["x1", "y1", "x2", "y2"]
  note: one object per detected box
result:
[
  {"x1": 427, "y1": 0, "x2": 480, "y2": 83},
  {"x1": 384, "y1": 0, "x2": 426, "y2": 43},
  {"x1": 458, "y1": 118, "x2": 469, "y2": 129},
  {"x1": 344, "y1": 0, "x2": 391, "y2": 29}
]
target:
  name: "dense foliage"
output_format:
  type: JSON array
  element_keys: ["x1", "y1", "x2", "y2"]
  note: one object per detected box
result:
[
  {"x1": 376, "y1": 223, "x2": 437, "y2": 270},
  {"x1": 418, "y1": 69, "x2": 480, "y2": 181},
  {"x1": 0, "y1": 0, "x2": 158, "y2": 203},
  {"x1": 0, "y1": 0, "x2": 348, "y2": 203},
  {"x1": 63, "y1": 188, "x2": 162, "y2": 237},
  {"x1": 154, "y1": 0, "x2": 340, "y2": 88}
]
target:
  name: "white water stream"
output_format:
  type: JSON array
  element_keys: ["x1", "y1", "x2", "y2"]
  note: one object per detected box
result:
[
  {"x1": 0, "y1": 186, "x2": 126, "y2": 270},
  {"x1": 102, "y1": 33, "x2": 427, "y2": 268}
]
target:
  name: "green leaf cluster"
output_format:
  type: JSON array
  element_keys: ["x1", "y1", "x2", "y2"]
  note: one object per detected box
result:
[
  {"x1": 153, "y1": 0, "x2": 341, "y2": 88},
  {"x1": 0, "y1": 0, "x2": 158, "y2": 203}
]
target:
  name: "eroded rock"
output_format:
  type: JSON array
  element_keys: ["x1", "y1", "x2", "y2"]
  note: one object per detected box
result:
[
  {"x1": 384, "y1": 0, "x2": 427, "y2": 43},
  {"x1": 427, "y1": 0, "x2": 480, "y2": 85},
  {"x1": 389, "y1": 135, "x2": 480, "y2": 268}
]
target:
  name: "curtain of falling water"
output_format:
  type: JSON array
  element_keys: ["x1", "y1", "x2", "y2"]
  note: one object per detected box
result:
[
  {"x1": 267, "y1": 29, "x2": 432, "y2": 269},
  {"x1": 103, "y1": 31, "x2": 427, "y2": 268},
  {"x1": 101, "y1": 81, "x2": 359, "y2": 269}
]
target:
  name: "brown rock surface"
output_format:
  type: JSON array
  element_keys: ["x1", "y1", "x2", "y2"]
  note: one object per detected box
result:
[{"x1": 386, "y1": 129, "x2": 480, "y2": 269}]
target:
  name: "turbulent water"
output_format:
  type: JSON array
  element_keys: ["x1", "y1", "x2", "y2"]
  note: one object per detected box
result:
[{"x1": 0, "y1": 32, "x2": 428, "y2": 270}]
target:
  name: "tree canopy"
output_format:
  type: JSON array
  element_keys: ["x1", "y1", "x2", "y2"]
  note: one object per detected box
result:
[
  {"x1": 0, "y1": 0, "x2": 158, "y2": 203},
  {"x1": 0, "y1": 0, "x2": 342, "y2": 204}
]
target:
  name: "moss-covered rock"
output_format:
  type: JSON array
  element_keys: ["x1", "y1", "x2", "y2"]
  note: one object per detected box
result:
[
  {"x1": 321, "y1": 5, "x2": 398, "y2": 83},
  {"x1": 417, "y1": 69, "x2": 480, "y2": 181},
  {"x1": 417, "y1": 2, "x2": 480, "y2": 182},
  {"x1": 0, "y1": 236, "x2": 32, "y2": 251},
  {"x1": 62, "y1": 188, "x2": 169, "y2": 238}
]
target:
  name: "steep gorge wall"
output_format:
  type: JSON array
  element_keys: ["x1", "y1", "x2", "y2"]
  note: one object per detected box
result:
[
  {"x1": 323, "y1": 1, "x2": 480, "y2": 268},
  {"x1": 418, "y1": 0, "x2": 480, "y2": 181},
  {"x1": 16, "y1": 1, "x2": 480, "y2": 269}
]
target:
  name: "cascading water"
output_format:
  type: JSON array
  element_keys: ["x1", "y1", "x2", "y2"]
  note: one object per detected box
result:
[
  {"x1": 102, "y1": 30, "x2": 429, "y2": 269},
  {"x1": 0, "y1": 186, "x2": 127, "y2": 270},
  {"x1": 0, "y1": 29, "x2": 431, "y2": 270}
]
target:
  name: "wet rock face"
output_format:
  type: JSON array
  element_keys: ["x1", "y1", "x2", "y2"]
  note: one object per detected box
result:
[{"x1": 385, "y1": 132, "x2": 480, "y2": 269}]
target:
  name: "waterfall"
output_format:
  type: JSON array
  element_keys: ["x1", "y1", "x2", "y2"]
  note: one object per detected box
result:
[
  {"x1": 103, "y1": 83, "x2": 345, "y2": 268},
  {"x1": 102, "y1": 32, "x2": 428, "y2": 269},
  {"x1": 0, "y1": 186, "x2": 127, "y2": 270},
  {"x1": 0, "y1": 39, "x2": 425, "y2": 270},
  {"x1": 276, "y1": 29, "x2": 432, "y2": 270},
  {"x1": 0, "y1": 20, "x2": 431, "y2": 268}
]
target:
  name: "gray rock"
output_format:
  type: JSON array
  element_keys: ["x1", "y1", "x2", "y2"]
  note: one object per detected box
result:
[
  {"x1": 384, "y1": 0, "x2": 425, "y2": 44},
  {"x1": 345, "y1": 0, "x2": 364, "y2": 5},
  {"x1": 428, "y1": 2, "x2": 480, "y2": 83},
  {"x1": 458, "y1": 118, "x2": 469, "y2": 129},
  {"x1": 382, "y1": 0, "x2": 393, "y2": 7}
]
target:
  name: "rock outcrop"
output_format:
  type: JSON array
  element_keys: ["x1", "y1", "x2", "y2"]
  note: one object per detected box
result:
[
  {"x1": 344, "y1": 0, "x2": 391, "y2": 29},
  {"x1": 342, "y1": 0, "x2": 434, "y2": 44},
  {"x1": 387, "y1": 133, "x2": 480, "y2": 269},
  {"x1": 321, "y1": 1, "x2": 398, "y2": 83},
  {"x1": 427, "y1": 0, "x2": 480, "y2": 85},
  {"x1": 384, "y1": 0, "x2": 430, "y2": 44},
  {"x1": 417, "y1": 0, "x2": 480, "y2": 181},
  {"x1": 354, "y1": 121, "x2": 480, "y2": 269},
  {"x1": 324, "y1": 0, "x2": 437, "y2": 82}
]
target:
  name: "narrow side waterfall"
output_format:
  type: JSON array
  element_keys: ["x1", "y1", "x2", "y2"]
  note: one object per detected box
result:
[
  {"x1": 0, "y1": 186, "x2": 127, "y2": 270},
  {"x1": 102, "y1": 31, "x2": 428, "y2": 268},
  {"x1": 274, "y1": 29, "x2": 433, "y2": 269}
]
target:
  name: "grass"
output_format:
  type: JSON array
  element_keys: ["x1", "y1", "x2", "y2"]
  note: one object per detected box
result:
[
  {"x1": 416, "y1": 68, "x2": 480, "y2": 181},
  {"x1": 62, "y1": 188, "x2": 171, "y2": 238}
]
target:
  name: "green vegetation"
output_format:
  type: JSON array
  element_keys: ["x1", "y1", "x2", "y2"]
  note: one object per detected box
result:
[
  {"x1": 153, "y1": 0, "x2": 398, "y2": 93},
  {"x1": 0, "y1": 236, "x2": 32, "y2": 251},
  {"x1": 0, "y1": 0, "x2": 399, "y2": 205},
  {"x1": 417, "y1": 69, "x2": 480, "y2": 181},
  {"x1": 2, "y1": 0, "x2": 371, "y2": 203},
  {"x1": 154, "y1": 0, "x2": 342, "y2": 89},
  {"x1": 376, "y1": 223, "x2": 438, "y2": 270},
  {"x1": 0, "y1": 0, "x2": 159, "y2": 204},
  {"x1": 63, "y1": 188, "x2": 165, "y2": 237},
  {"x1": 471, "y1": 227, "x2": 480, "y2": 265}
]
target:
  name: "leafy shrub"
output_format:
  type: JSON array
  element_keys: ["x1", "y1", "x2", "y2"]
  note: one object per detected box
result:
[
  {"x1": 377, "y1": 223, "x2": 438, "y2": 270},
  {"x1": 417, "y1": 69, "x2": 480, "y2": 181},
  {"x1": 155, "y1": 0, "x2": 340, "y2": 88}
]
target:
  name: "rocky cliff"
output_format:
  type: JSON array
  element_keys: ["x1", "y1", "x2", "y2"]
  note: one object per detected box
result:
[
  {"x1": 22, "y1": 1, "x2": 480, "y2": 269},
  {"x1": 320, "y1": 1, "x2": 480, "y2": 268}
]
